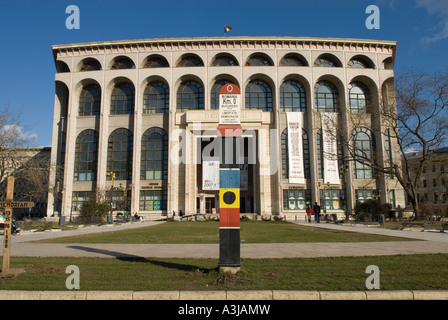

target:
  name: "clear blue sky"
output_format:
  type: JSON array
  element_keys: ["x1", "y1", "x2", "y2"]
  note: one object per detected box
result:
[{"x1": 0, "y1": 0, "x2": 447, "y2": 147}]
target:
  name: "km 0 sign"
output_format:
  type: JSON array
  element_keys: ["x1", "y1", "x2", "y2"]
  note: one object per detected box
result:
[{"x1": 0, "y1": 201, "x2": 34, "y2": 209}]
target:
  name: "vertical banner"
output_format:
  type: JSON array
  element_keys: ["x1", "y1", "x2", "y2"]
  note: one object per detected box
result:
[
  {"x1": 203, "y1": 160, "x2": 220, "y2": 190},
  {"x1": 321, "y1": 112, "x2": 340, "y2": 185},
  {"x1": 287, "y1": 112, "x2": 305, "y2": 184}
]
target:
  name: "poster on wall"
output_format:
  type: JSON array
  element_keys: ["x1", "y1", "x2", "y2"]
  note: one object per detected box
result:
[
  {"x1": 321, "y1": 112, "x2": 340, "y2": 185},
  {"x1": 287, "y1": 112, "x2": 305, "y2": 184},
  {"x1": 203, "y1": 160, "x2": 220, "y2": 190}
]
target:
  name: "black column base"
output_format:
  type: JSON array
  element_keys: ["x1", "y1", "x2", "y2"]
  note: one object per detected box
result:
[{"x1": 218, "y1": 228, "x2": 241, "y2": 267}]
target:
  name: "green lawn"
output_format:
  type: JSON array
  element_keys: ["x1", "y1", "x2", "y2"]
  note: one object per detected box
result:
[
  {"x1": 32, "y1": 220, "x2": 414, "y2": 244},
  {"x1": 1, "y1": 254, "x2": 447, "y2": 291}
]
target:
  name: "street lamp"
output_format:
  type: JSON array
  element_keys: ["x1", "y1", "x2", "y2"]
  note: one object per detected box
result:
[{"x1": 319, "y1": 181, "x2": 331, "y2": 214}]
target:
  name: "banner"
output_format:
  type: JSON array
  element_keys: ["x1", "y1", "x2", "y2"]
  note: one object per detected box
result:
[
  {"x1": 287, "y1": 112, "x2": 305, "y2": 184},
  {"x1": 203, "y1": 160, "x2": 220, "y2": 190},
  {"x1": 321, "y1": 112, "x2": 340, "y2": 185}
]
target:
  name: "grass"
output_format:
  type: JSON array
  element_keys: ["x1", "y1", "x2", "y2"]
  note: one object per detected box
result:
[
  {"x1": 1, "y1": 254, "x2": 448, "y2": 291},
  {"x1": 31, "y1": 220, "x2": 415, "y2": 244}
]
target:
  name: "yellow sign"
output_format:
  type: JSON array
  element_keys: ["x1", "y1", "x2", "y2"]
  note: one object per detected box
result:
[{"x1": 219, "y1": 188, "x2": 240, "y2": 208}]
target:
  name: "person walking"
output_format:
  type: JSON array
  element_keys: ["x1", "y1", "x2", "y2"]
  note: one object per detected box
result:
[
  {"x1": 313, "y1": 202, "x2": 321, "y2": 223},
  {"x1": 306, "y1": 204, "x2": 312, "y2": 223}
]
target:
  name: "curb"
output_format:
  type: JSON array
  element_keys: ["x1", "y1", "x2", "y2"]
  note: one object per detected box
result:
[{"x1": 0, "y1": 290, "x2": 447, "y2": 300}]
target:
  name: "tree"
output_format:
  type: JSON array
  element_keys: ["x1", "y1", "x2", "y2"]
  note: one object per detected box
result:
[{"x1": 325, "y1": 70, "x2": 448, "y2": 217}]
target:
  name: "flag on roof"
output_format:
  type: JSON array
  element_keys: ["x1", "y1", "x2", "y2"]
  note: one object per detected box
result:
[{"x1": 224, "y1": 25, "x2": 232, "y2": 33}]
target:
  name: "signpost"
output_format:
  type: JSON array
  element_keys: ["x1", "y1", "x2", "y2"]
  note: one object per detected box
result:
[
  {"x1": 1, "y1": 177, "x2": 34, "y2": 274},
  {"x1": 217, "y1": 84, "x2": 242, "y2": 272}
]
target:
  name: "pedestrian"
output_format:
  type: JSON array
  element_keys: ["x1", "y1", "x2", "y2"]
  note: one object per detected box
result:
[
  {"x1": 172, "y1": 210, "x2": 176, "y2": 217},
  {"x1": 179, "y1": 210, "x2": 183, "y2": 220},
  {"x1": 306, "y1": 204, "x2": 312, "y2": 223},
  {"x1": 313, "y1": 202, "x2": 321, "y2": 223}
]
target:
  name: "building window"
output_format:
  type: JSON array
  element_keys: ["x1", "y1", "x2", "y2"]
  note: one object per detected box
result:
[
  {"x1": 211, "y1": 54, "x2": 239, "y2": 66},
  {"x1": 281, "y1": 128, "x2": 310, "y2": 179},
  {"x1": 245, "y1": 79, "x2": 273, "y2": 111},
  {"x1": 349, "y1": 82, "x2": 370, "y2": 114},
  {"x1": 72, "y1": 191, "x2": 94, "y2": 211},
  {"x1": 177, "y1": 54, "x2": 204, "y2": 67},
  {"x1": 177, "y1": 80, "x2": 204, "y2": 111},
  {"x1": 111, "y1": 57, "x2": 135, "y2": 70},
  {"x1": 143, "y1": 81, "x2": 169, "y2": 114},
  {"x1": 74, "y1": 130, "x2": 98, "y2": 181},
  {"x1": 111, "y1": 82, "x2": 135, "y2": 115},
  {"x1": 140, "y1": 190, "x2": 167, "y2": 211},
  {"x1": 384, "y1": 129, "x2": 393, "y2": 178},
  {"x1": 280, "y1": 80, "x2": 306, "y2": 112},
  {"x1": 107, "y1": 128, "x2": 133, "y2": 181},
  {"x1": 280, "y1": 54, "x2": 307, "y2": 66},
  {"x1": 246, "y1": 54, "x2": 273, "y2": 66},
  {"x1": 315, "y1": 81, "x2": 338, "y2": 112},
  {"x1": 211, "y1": 80, "x2": 232, "y2": 110},
  {"x1": 319, "y1": 189, "x2": 346, "y2": 210},
  {"x1": 141, "y1": 128, "x2": 168, "y2": 180},
  {"x1": 106, "y1": 190, "x2": 131, "y2": 211},
  {"x1": 353, "y1": 128, "x2": 375, "y2": 179},
  {"x1": 144, "y1": 55, "x2": 169, "y2": 68},
  {"x1": 389, "y1": 190, "x2": 396, "y2": 208},
  {"x1": 80, "y1": 58, "x2": 102, "y2": 71},
  {"x1": 314, "y1": 54, "x2": 341, "y2": 67},
  {"x1": 79, "y1": 84, "x2": 101, "y2": 116},
  {"x1": 355, "y1": 189, "x2": 375, "y2": 203},
  {"x1": 283, "y1": 189, "x2": 311, "y2": 210}
]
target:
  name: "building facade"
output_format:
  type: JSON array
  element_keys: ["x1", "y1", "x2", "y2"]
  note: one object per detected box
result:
[{"x1": 47, "y1": 36, "x2": 405, "y2": 219}]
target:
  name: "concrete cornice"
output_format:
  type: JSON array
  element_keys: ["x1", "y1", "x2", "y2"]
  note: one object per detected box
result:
[{"x1": 52, "y1": 36, "x2": 397, "y2": 61}]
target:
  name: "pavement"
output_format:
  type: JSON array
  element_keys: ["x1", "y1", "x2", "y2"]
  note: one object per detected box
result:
[{"x1": 2, "y1": 220, "x2": 448, "y2": 259}]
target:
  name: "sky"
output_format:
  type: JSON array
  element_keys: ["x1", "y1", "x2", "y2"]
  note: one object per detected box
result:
[{"x1": 0, "y1": 0, "x2": 447, "y2": 147}]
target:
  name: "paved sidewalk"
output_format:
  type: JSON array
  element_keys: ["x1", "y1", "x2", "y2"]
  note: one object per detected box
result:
[{"x1": 2, "y1": 220, "x2": 448, "y2": 259}]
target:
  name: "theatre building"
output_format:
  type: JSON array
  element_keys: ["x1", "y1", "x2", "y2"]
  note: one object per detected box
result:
[{"x1": 47, "y1": 36, "x2": 405, "y2": 220}]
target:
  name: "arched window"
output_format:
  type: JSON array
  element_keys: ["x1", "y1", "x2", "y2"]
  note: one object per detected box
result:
[
  {"x1": 353, "y1": 128, "x2": 375, "y2": 179},
  {"x1": 212, "y1": 54, "x2": 239, "y2": 66},
  {"x1": 80, "y1": 58, "x2": 102, "y2": 71},
  {"x1": 245, "y1": 79, "x2": 273, "y2": 111},
  {"x1": 143, "y1": 81, "x2": 169, "y2": 114},
  {"x1": 246, "y1": 54, "x2": 274, "y2": 66},
  {"x1": 107, "y1": 128, "x2": 133, "y2": 181},
  {"x1": 349, "y1": 82, "x2": 370, "y2": 114},
  {"x1": 74, "y1": 130, "x2": 98, "y2": 181},
  {"x1": 79, "y1": 84, "x2": 101, "y2": 116},
  {"x1": 348, "y1": 56, "x2": 375, "y2": 69},
  {"x1": 280, "y1": 80, "x2": 306, "y2": 112},
  {"x1": 210, "y1": 80, "x2": 232, "y2": 109},
  {"x1": 315, "y1": 81, "x2": 338, "y2": 112},
  {"x1": 177, "y1": 55, "x2": 204, "y2": 67},
  {"x1": 314, "y1": 54, "x2": 341, "y2": 67},
  {"x1": 141, "y1": 128, "x2": 168, "y2": 180},
  {"x1": 144, "y1": 55, "x2": 169, "y2": 68},
  {"x1": 177, "y1": 80, "x2": 204, "y2": 111},
  {"x1": 56, "y1": 61, "x2": 70, "y2": 73},
  {"x1": 111, "y1": 82, "x2": 135, "y2": 115},
  {"x1": 111, "y1": 57, "x2": 135, "y2": 70},
  {"x1": 281, "y1": 128, "x2": 310, "y2": 179},
  {"x1": 280, "y1": 54, "x2": 307, "y2": 66}
]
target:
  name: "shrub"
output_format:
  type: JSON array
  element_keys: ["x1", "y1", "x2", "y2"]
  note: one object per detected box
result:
[
  {"x1": 354, "y1": 200, "x2": 391, "y2": 222},
  {"x1": 79, "y1": 201, "x2": 110, "y2": 224}
]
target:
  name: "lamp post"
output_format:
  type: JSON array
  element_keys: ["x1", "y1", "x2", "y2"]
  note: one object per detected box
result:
[
  {"x1": 119, "y1": 183, "x2": 133, "y2": 213},
  {"x1": 319, "y1": 181, "x2": 331, "y2": 214}
]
